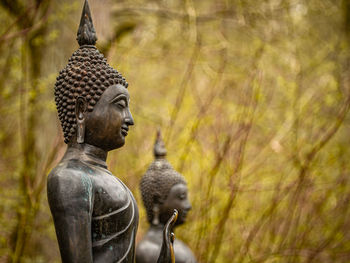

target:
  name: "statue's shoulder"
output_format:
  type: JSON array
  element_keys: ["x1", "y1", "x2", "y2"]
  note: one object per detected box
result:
[
  {"x1": 174, "y1": 239, "x2": 197, "y2": 263},
  {"x1": 48, "y1": 159, "x2": 91, "y2": 187},
  {"x1": 47, "y1": 159, "x2": 94, "y2": 209},
  {"x1": 136, "y1": 236, "x2": 160, "y2": 263}
]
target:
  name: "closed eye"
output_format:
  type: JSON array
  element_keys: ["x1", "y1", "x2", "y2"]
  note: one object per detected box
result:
[
  {"x1": 178, "y1": 194, "x2": 186, "y2": 200},
  {"x1": 116, "y1": 99, "x2": 126, "y2": 108},
  {"x1": 110, "y1": 95, "x2": 128, "y2": 108}
]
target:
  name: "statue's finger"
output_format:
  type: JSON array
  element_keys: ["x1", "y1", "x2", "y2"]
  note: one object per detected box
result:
[{"x1": 168, "y1": 209, "x2": 178, "y2": 229}]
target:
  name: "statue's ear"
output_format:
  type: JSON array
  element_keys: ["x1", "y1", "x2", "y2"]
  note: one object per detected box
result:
[
  {"x1": 75, "y1": 97, "x2": 87, "y2": 144},
  {"x1": 75, "y1": 97, "x2": 87, "y2": 121}
]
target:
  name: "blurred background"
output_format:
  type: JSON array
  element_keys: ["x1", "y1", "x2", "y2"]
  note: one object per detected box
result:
[{"x1": 1, "y1": 0, "x2": 350, "y2": 262}]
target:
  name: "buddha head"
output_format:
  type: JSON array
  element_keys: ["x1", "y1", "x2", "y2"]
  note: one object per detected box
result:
[
  {"x1": 140, "y1": 131, "x2": 192, "y2": 227},
  {"x1": 54, "y1": 0, "x2": 133, "y2": 150}
]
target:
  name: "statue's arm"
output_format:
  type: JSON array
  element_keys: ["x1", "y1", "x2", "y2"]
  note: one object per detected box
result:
[
  {"x1": 157, "y1": 210, "x2": 178, "y2": 263},
  {"x1": 47, "y1": 170, "x2": 93, "y2": 263}
]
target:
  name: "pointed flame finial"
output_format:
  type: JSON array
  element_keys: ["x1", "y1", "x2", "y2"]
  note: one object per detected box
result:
[
  {"x1": 154, "y1": 129, "x2": 167, "y2": 159},
  {"x1": 77, "y1": 0, "x2": 97, "y2": 46}
]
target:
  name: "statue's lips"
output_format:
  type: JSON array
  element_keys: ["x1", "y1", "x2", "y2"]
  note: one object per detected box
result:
[{"x1": 121, "y1": 127, "x2": 129, "y2": 137}]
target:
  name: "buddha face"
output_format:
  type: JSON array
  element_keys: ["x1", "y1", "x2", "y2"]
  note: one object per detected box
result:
[
  {"x1": 83, "y1": 84, "x2": 134, "y2": 151},
  {"x1": 159, "y1": 183, "x2": 191, "y2": 226}
]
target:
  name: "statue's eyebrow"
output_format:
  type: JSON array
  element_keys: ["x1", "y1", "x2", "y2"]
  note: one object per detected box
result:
[{"x1": 110, "y1": 94, "x2": 128, "y2": 104}]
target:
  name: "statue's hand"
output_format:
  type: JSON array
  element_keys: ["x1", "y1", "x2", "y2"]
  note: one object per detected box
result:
[{"x1": 157, "y1": 209, "x2": 178, "y2": 263}]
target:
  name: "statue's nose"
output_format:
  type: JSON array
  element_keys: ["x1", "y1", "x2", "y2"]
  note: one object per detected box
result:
[
  {"x1": 125, "y1": 110, "x2": 134, "y2": 126},
  {"x1": 185, "y1": 201, "x2": 192, "y2": 211}
]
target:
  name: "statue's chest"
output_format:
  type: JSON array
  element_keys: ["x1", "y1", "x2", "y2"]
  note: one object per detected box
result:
[
  {"x1": 90, "y1": 171, "x2": 137, "y2": 246},
  {"x1": 92, "y1": 173, "x2": 130, "y2": 216}
]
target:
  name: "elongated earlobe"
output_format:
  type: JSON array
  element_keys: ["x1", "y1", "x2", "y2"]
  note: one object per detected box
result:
[
  {"x1": 75, "y1": 97, "x2": 87, "y2": 144},
  {"x1": 152, "y1": 204, "x2": 160, "y2": 226},
  {"x1": 77, "y1": 117, "x2": 85, "y2": 143}
]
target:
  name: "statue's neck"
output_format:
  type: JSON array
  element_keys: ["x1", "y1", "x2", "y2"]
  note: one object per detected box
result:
[
  {"x1": 149, "y1": 223, "x2": 177, "y2": 232},
  {"x1": 64, "y1": 143, "x2": 108, "y2": 169}
]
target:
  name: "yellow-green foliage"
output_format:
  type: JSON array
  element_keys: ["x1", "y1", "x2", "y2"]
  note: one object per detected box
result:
[{"x1": 0, "y1": 0, "x2": 350, "y2": 262}]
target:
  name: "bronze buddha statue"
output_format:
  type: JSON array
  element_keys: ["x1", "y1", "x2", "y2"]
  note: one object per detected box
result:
[
  {"x1": 136, "y1": 131, "x2": 197, "y2": 263},
  {"x1": 47, "y1": 1, "x2": 176, "y2": 262}
]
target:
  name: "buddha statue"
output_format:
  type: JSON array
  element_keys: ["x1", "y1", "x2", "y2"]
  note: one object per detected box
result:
[
  {"x1": 136, "y1": 131, "x2": 197, "y2": 263},
  {"x1": 47, "y1": 1, "x2": 177, "y2": 262}
]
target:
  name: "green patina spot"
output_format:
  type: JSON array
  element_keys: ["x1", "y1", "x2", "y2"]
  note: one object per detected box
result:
[{"x1": 80, "y1": 172, "x2": 93, "y2": 211}]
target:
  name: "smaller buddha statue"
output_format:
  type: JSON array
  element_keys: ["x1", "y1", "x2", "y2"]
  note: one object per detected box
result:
[{"x1": 136, "y1": 131, "x2": 197, "y2": 263}]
